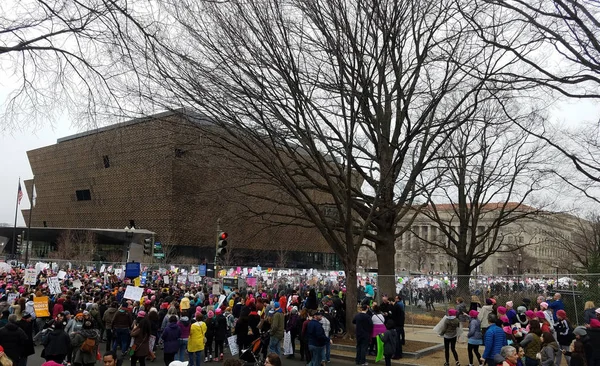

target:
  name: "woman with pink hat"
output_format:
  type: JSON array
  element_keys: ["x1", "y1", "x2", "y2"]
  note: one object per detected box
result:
[
  {"x1": 438, "y1": 308, "x2": 461, "y2": 366},
  {"x1": 467, "y1": 310, "x2": 482, "y2": 366}
]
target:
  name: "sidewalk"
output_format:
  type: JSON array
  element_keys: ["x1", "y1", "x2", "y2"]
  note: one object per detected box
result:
[{"x1": 332, "y1": 325, "x2": 474, "y2": 366}]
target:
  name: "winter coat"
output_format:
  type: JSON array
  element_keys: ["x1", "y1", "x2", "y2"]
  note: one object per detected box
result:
[
  {"x1": 0, "y1": 322, "x2": 28, "y2": 362},
  {"x1": 17, "y1": 319, "x2": 35, "y2": 357},
  {"x1": 479, "y1": 305, "x2": 494, "y2": 328},
  {"x1": 482, "y1": 324, "x2": 508, "y2": 361},
  {"x1": 103, "y1": 307, "x2": 118, "y2": 329},
  {"x1": 380, "y1": 329, "x2": 398, "y2": 357},
  {"x1": 584, "y1": 308, "x2": 596, "y2": 325},
  {"x1": 271, "y1": 312, "x2": 285, "y2": 340},
  {"x1": 0, "y1": 301, "x2": 9, "y2": 315},
  {"x1": 585, "y1": 328, "x2": 600, "y2": 361},
  {"x1": 130, "y1": 326, "x2": 151, "y2": 358},
  {"x1": 25, "y1": 301, "x2": 36, "y2": 319},
  {"x1": 440, "y1": 316, "x2": 460, "y2": 339},
  {"x1": 286, "y1": 313, "x2": 302, "y2": 337},
  {"x1": 306, "y1": 319, "x2": 328, "y2": 347},
  {"x1": 52, "y1": 302, "x2": 64, "y2": 319},
  {"x1": 540, "y1": 341, "x2": 559, "y2": 366},
  {"x1": 521, "y1": 332, "x2": 542, "y2": 360},
  {"x1": 467, "y1": 318, "x2": 483, "y2": 345},
  {"x1": 71, "y1": 329, "x2": 99, "y2": 365},
  {"x1": 178, "y1": 319, "x2": 191, "y2": 339},
  {"x1": 188, "y1": 321, "x2": 207, "y2": 353},
  {"x1": 457, "y1": 302, "x2": 469, "y2": 322},
  {"x1": 43, "y1": 329, "x2": 71, "y2": 358},
  {"x1": 161, "y1": 322, "x2": 181, "y2": 354},
  {"x1": 65, "y1": 319, "x2": 83, "y2": 335},
  {"x1": 90, "y1": 309, "x2": 103, "y2": 330},
  {"x1": 214, "y1": 314, "x2": 228, "y2": 341}
]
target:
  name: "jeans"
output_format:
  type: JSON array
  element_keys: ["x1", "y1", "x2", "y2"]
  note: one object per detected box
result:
[
  {"x1": 356, "y1": 338, "x2": 369, "y2": 365},
  {"x1": 105, "y1": 329, "x2": 113, "y2": 352},
  {"x1": 309, "y1": 345, "x2": 324, "y2": 366},
  {"x1": 177, "y1": 339, "x2": 189, "y2": 361},
  {"x1": 321, "y1": 339, "x2": 330, "y2": 362},
  {"x1": 269, "y1": 337, "x2": 281, "y2": 356},
  {"x1": 113, "y1": 328, "x2": 130, "y2": 353},
  {"x1": 189, "y1": 351, "x2": 203, "y2": 366}
]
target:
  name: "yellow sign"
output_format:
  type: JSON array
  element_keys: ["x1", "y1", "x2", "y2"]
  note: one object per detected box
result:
[
  {"x1": 134, "y1": 277, "x2": 141, "y2": 287},
  {"x1": 33, "y1": 296, "x2": 50, "y2": 317}
]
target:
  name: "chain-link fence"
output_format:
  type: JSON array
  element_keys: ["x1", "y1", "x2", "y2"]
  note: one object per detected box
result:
[{"x1": 19, "y1": 259, "x2": 600, "y2": 326}]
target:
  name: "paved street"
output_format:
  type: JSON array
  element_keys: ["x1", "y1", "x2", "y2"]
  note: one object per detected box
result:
[{"x1": 26, "y1": 344, "x2": 358, "y2": 366}]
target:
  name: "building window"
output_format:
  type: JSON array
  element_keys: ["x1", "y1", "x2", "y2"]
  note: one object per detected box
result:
[
  {"x1": 102, "y1": 155, "x2": 110, "y2": 168},
  {"x1": 75, "y1": 189, "x2": 91, "y2": 201}
]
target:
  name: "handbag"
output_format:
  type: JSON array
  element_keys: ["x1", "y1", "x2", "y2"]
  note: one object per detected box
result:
[{"x1": 128, "y1": 335, "x2": 147, "y2": 357}]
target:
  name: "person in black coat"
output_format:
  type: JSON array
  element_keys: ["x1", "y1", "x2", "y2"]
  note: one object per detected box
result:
[
  {"x1": 214, "y1": 309, "x2": 228, "y2": 360},
  {"x1": 17, "y1": 312, "x2": 36, "y2": 365},
  {"x1": 0, "y1": 314, "x2": 29, "y2": 365},
  {"x1": 353, "y1": 304, "x2": 373, "y2": 366},
  {"x1": 392, "y1": 295, "x2": 406, "y2": 359},
  {"x1": 42, "y1": 320, "x2": 71, "y2": 364}
]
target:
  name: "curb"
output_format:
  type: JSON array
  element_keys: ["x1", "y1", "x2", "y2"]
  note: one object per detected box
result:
[
  {"x1": 331, "y1": 343, "x2": 444, "y2": 359},
  {"x1": 330, "y1": 351, "x2": 424, "y2": 366}
]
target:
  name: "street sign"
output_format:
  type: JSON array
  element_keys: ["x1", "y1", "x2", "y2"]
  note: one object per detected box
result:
[
  {"x1": 125, "y1": 262, "x2": 141, "y2": 279},
  {"x1": 153, "y1": 242, "x2": 164, "y2": 258}
]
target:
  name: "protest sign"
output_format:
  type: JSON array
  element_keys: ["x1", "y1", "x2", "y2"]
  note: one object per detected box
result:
[
  {"x1": 48, "y1": 277, "x2": 61, "y2": 295},
  {"x1": 33, "y1": 296, "x2": 50, "y2": 317},
  {"x1": 7, "y1": 293, "x2": 18, "y2": 304},
  {"x1": 177, "y1": 275, "x2": 187, "y2": 284},
  {"x1": 24, "y1": 269, "x2": 37, "y2": 285},
  {"x1": 72, "y1": 280, "x2": 83, "y2": 289},
  {"x1": 57, "y1": 271, "x2": 67, "y2": 280},
  {"x1": 163, "y1": 276, "x2": 170, "y2": 285},
  {"x1": 123, "y1": 286, "x2": 144, "y2": 301}
]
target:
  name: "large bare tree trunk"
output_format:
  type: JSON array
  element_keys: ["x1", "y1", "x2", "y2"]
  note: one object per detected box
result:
[
  {"x1": 345, "y1": 263, "x2": 358, "y2": 337},
  {"x1": 376, "y1": 240, "x2": 397, "y2": 299}
]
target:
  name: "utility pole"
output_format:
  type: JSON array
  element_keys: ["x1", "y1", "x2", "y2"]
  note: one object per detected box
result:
[{"x1": 214, "y1": 218, "x2": 221, "y2": 278}]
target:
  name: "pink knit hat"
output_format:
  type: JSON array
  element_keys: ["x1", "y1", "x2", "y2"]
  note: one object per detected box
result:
[
  {"x1": 497, "y1": 306, "x2": 507, "y2": 315},
  {"x1": 448, "y1": 309, "x2": 457, "y2": 316}
]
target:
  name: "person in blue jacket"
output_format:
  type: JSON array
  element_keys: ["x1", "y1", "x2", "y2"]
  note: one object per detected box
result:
[{"x1": 481, "y1": 313, "x2": 507, "y2": 366}]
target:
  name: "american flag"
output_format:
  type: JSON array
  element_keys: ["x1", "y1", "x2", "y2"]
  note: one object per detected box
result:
[{"x1": 17, "y1": 182, "x2": 23, "y2": 205}]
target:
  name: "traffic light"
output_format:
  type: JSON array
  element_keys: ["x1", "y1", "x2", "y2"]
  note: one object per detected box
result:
[
  {"x1": 143, "y1": 238, "x2": 152, "y2": 256},
  {"x1": 15, "y1": 234, "x2": 22, "y2": 255},
  {"x1": 217, "y1": 232, "x2": 228, "y2": 258}
]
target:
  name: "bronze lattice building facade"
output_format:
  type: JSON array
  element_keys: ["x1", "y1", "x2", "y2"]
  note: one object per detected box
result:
[{"x1": 24, "y1": 110, "x2": 339, "y2": 268}]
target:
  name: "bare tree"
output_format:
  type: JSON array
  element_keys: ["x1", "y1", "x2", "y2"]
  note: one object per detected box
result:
[
  {"x1": 460, "y1": 0, "x2": 600, "y2": 201},
  {"x1": 48, "y1": 229, "x2": 96, "y2": 262},
  {"x1": 413, "y1": 106, "x2": 551, "y2": 293},
  {"x1": 108, "y1": 0, "x2": 522, "y2": 317},
  {"x1": 0, "y1": 0, "x2": 136, "y2": 131}
]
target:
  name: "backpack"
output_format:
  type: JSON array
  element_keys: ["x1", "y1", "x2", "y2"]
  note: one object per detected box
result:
[{"x1": 80, "y1": 337, "x2": 96, "y2": 353}]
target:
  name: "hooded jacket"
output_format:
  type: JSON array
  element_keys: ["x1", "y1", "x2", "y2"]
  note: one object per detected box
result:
[
  {"x1": 25, "y1": 300, "x2": 36, "y2": 319},
  {"x1": 440, "y1": 316, "x2": 460, "y2": 339},
  {"x1": 43, "y1": 328, "x2": 71, "y2": 357},
  {"x1": 161, "y1": 322, "x2": 181, "y2": 354},
  {"x1": 479, "y1": 305, "x2": 494, "y2": 328},
  {"x1": 540, "y1": 340, "x2": 559, "y2": 366},
  {"x1": 103, "y1": 307, "x2": 118, "y2": 329},
  {"x1": 0, "y1": 322, "x2": 28, "y2": 362},
  {"x1": 71, "y1": 329, "x2": 99, "y2": 365}
]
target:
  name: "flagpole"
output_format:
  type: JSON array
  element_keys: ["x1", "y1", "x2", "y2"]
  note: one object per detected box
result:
[
  {"x1": 11, "y1": 177, "x2": 20, "y2": 258},
  {"x1": 25, "y1": 176, "x2": 35, "y2": 267}
]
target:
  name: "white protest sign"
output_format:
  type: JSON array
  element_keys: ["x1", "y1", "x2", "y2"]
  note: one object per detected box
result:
[
  {"x1": 48, "y1": 277, "x2": 61, "y2": 295},
  {"x1": 0, "y1": 263, "x2": 11, "y2": 273},
  {"x1": 177, "y1": 275, "x2": 187, "y2": 284},
  {"x1": 24, "y1": 269, "x2": 37, "y2": 285},
  {"x1": 213, "y1": 284, "x2": 220, "y2": 295},
  {"x1": 123, "y1": 286, "x2": 144, "y2": 301},
  {"x1": 163, "y1": 276, "x2": 170, "y2": 285},
  {"x1": 7, "y1": 293, "x2": 18, "y2": 304},
  {"x1": 218, "y1": 294, "x2": 226, "y2": 307},
  {"x1": 57, "y1": 271, "x2": 67, "y2": 280},
  {"x1": 100, "y1": 265, "x2": 106, "y2": 273},
  {"x1": 72, "y1": 280, "x2": 83, "y2": 289}
]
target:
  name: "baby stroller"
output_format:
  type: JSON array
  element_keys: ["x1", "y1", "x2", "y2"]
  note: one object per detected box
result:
[{"x1": 239, "y1": 333, "x2": 267, "y2": 366}]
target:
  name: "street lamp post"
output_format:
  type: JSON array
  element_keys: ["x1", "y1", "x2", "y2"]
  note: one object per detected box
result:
[
  {"x1": 506, "y1": 264, "x2": 510, "y2": 276},
  {"x1": 517, "y1": 253, "x2": 522, "y2": 276}
]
